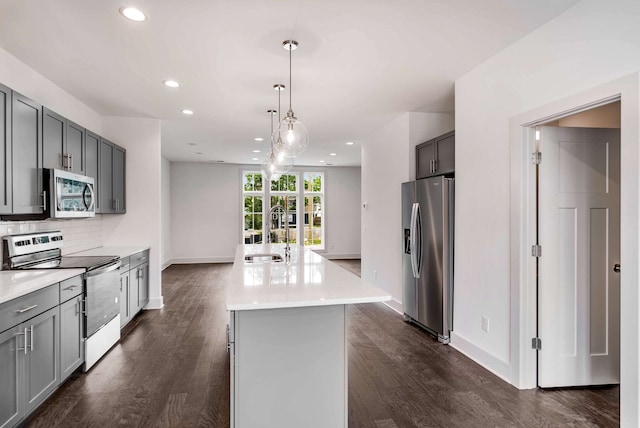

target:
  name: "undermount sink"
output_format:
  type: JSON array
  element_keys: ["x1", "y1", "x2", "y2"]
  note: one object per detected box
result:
[{"x1": 244, "y1": 253, "x2": 284, "y2": 263}]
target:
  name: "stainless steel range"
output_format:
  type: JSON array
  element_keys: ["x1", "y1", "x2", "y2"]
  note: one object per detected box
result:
[{"x1": 3, "y1": 231, "x2": 121, "y2": 371}]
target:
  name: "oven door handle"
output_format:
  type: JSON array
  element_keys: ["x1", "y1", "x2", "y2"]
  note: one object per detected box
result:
[{"x1": 85, "y1": 260, "x2": 122, "y2": 278}]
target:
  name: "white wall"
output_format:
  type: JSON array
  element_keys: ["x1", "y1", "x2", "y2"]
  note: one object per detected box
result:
[
  {"x1": 361, "y1": 112, "x2": 454, "y2": 312},
  {"x1": 169, "y1": 162, "x2": 362, "y2": 264},
  {"x1": 161, "y1": 157, "x2": 171, "y2": 270},
  {"x1": 454, "y1": 1, "x2": 640, "y2": 425},
  {"x1": 0, "y1": 46, "x2": 101, "y2": 134},
  {"x1": 101, "y1": 117, "x2": 163, "y2": 309}
]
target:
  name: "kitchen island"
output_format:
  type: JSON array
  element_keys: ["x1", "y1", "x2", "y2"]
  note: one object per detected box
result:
[{"x1": 226, "y1": 244, "x2": 390, "y2": 428}]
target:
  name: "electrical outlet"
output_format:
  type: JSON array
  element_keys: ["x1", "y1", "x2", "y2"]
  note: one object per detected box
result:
[{"x1": 482, "y1": 317, "x2": 490, "y2": 332}]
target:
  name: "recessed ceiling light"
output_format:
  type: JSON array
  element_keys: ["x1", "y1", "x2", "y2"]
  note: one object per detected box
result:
[
  {"x1": 119, "y1": 7, "x2": 146, "y2": 22},
  {"x1": 329, "y1": 153, "x2": 337, "y2": 156},
  {"x1": 251, "y1": 158, "x2": 259, "y2": 161},
  {"x1": 163, "y1": 80, "x2": 180, "y2": 88},
  {"x1": 181, "y1": 109, "x2": 194, "y2": 115},
  {"x1": 252, "y1": 150, "x2": 261, "y2": 153},
  {"x1": 346, "y1": 141, "x2": 354, "y2": 146},
  {"x1": 319, "y1": 160, "x2": 326, "y2": 163},
  {"x1": 254, "y1": 137, "x2": 264, "y2": 142}
]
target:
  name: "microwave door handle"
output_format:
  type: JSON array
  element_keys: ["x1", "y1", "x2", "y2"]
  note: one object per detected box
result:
[{"x1": 83, "y1": 183, "x2": 96, "y2": 211}]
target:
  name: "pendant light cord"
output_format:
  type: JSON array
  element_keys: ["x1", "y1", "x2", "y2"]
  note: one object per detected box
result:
[{"x1": 289, "y1": 45, "x2": 293, "y2": 113}]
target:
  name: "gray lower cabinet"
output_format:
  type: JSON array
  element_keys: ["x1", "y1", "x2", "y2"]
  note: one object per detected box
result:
[
  {"x1": 0, "y1": 305, "x2": 60, "y2": 428},
  {"x1": 119, "y1": 251, "x2": 149, "y2": 329},
  {"x1": 119, "y1": 270, "x2": 131, "y2": 328},
  {"x1": 59, "y1": 296, "x2": 84, "y2": 381}
]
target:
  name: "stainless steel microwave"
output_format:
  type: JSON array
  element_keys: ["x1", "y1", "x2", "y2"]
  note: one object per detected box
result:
[{"x1": 44, "y1": 169, "x2": 96, "y2": 218}]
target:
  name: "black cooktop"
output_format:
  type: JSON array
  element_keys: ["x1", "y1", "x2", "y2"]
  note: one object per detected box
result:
[{"x1": 19, "y1": 255, "x2": 118, "y2": 271}]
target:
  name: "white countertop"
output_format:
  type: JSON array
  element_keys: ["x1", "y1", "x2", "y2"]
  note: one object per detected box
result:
[
  {"x1": 0, "y1": 269, "x2": 85, "y2": 305},
  {"x1": 226, "y1": 244, "x2": 391, "y2": 311},
  {"x1": 70, "y1": 246, "x2": 150, "y2": 259}
]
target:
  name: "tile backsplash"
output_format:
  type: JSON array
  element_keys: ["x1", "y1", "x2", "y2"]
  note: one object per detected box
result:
[{"x1": 0, "y1": 215, "x2": 103, "y2": 263}]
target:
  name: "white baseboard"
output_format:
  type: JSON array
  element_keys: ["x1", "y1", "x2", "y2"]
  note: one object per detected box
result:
[
  {"x1": 145, "y1": 296, "x2": 164, "y2": 309},
  {"x1": 383, "y1": 298, "x2": 403, "y2": 314},
  {"x1": 170, "y1": 257, "x2": 234, "y2": 264},
  {"x1": 161, "y1": 260, "x2": 172, "y2": 271},
  {"x1": 322, "y1": 253, "x2": 361, "y2": 260},
  {"x1": 449, "y1": 331, "x2": 511, "y2": 384}
]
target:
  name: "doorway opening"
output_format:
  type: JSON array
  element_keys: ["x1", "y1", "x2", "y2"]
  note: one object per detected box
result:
[{"x1": 530, "y1": 101, "x2": 621, "y2": 389}]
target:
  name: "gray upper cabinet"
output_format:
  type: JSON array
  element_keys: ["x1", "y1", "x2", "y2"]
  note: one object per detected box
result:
[
  {"x1": 43, "y1": 107, "x2": 86, "y2": 174},
  {"x1": 113, "y1": 145, "x2": 125, "y2": 213},
  {"x1": 11, "y1": 92, "x2": 43, "y2": 214},
  {"x1": 98, "y1": 138, "x2": 126, "y2": 214},
  {"x1": 99, "y1": 138, "x2": 114, "y2": 213},
  {"x1": 42, "y1": 108, "x2": 66, "y2": 171},
  {"x1": 0, "y1": 83, "x2": 11, "y2": 214},
  {"x1": 416, "y1": 130, "x2": 455, "y2": 179},
  {"x1": 66, "y1": 121, "x2": 85, "y2": 175},
  {"x1": 85, "y1": 130, "x2": 100, "y2": 210}
]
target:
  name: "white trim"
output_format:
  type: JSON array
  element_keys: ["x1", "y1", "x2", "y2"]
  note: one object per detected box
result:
[
  {"x1": 170, "y1": 257, "x2": 234, "y2": 264},
  {"x1": 449, "y1": 331, "x2": 511, "y2": 383},
  {"x1": 161, "y1": 260, "x2": 172, "y2": 271},
  {"x1": 322, "y1": 253, "x2": 361, "y2": 260},
  {"x1": 145, "y1": 296, "x2": 164, "y2": 309},
  {"x1": 383, "y1": 298, "x2": 403, "y2": 314}
]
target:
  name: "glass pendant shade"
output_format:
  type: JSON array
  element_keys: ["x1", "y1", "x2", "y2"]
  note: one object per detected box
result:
[
  {"x1": 274, "y1": 111, "x2": 309, "y2": 158},
  {"x1": 262, "y1": 149, "x2": 293, "y2": 182}
]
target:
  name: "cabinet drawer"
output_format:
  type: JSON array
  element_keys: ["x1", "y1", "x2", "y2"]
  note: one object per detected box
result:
[
  {"x1": 60, "y1": 275, "x2": 84, "y2": 302},
  {"x1": 0, "y1": 285, "x2": 59, "y2": 333},
  {"x1": 130, "y1": 250, "x2": 149, "y2": 269}
]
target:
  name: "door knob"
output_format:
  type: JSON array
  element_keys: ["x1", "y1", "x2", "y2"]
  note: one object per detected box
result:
[{"x1": 613, "y1": 264, "x2": 621, "y2": 273}]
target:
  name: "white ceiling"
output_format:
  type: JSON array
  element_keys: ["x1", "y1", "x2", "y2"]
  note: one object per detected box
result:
[{"x1": 0, "y1": 0, "x2": 579, "y2": 167}]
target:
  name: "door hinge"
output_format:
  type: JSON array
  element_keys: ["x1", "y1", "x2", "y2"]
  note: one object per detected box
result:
[
  {"x1": 532, "y1": 337, "x2": 542, "y2": 350},
  {"x1": 531, "y1": 152, "x2": 542, "y2": 165},
  {"x1": 531, "y1": 245, "x2": 542, "y2": 257}
]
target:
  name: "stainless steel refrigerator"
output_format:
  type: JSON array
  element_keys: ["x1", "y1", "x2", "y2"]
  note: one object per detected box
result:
[{"x1": 402, "y1": 176, "x2": 454, "y2": 343}]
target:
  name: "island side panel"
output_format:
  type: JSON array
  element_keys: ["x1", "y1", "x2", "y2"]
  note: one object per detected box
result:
[{"x1": 234, "y1": 305, "x2": 347, "y2": 428}]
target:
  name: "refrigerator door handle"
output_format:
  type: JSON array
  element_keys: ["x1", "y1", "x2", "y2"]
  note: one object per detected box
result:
[
  {"x1": 415, "y1": 203, "x2": 423, "y2": 276},
  {"x1": 410, "y1": 203, "x2": 419, "y2": 278}
]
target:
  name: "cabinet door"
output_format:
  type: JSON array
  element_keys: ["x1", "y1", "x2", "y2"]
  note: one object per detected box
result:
[
  {"x1": 66, "y1": 121, "x2": 86, "y2": 175},
  {"x1": 86, "y1": 131, "x2": 100, "y2": 210},
  {"x1": 435, "y1": 131, "x2": 455, "y2": 175},
  {"x1": 42, "y1": 108, "x2": 66, "y2": 170},
  {"x1": 0, "y1": 326, "x2": 22, "y2": 428},
  {"x1": 99, "y1": 138, "x2": 114, "y2": 213},
  {"x1": 23, "y1": 306, "x2": 60, "y2": 415},
  {"x1": 416, "y1": 139, "x2": 436, "y2": 179},
  {"x1": 60, "y1": 297, "x2": 84, "y2": 381},
  {"x1": 129, "y1": 269, "x2": 140, "y2": 316},
  {"x1": 119, "y1": 271, "x2": 130, "y2": 328},
  {"x1": 0, "y1": 84, "x2": 11, "y2": 214},
  {"x1": 113, "y1": 145, "x2": 125, "y2": 213},
  {"x1": 12, "y1": 92, "x2": 43, "y2": 214},
  {"x1": 138, "y1": 263, "x2": 149, "y2": 309}
]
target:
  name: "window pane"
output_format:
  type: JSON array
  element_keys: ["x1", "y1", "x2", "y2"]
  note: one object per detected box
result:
[
  {"x1": 244, "y1": 173, "x2": 253, "y2": 191},
  {"x1": 255, "y1": 173, "x2": 263, "y2": 191},
  {"x1": 288, "y1": 174, "x2": 296, "y2": 191}
]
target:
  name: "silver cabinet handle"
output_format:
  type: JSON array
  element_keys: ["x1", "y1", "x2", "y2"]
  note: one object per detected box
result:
[
  {"x1": 69, "y1": 153, "x2": 73, "y2": 171},
  {"x1": 16, "y1": 304, "x2": 38, "y2": 314},
  {"x1": 433, "y1": 159, "x2": 438, "y2": 172},
  {"x1": 63, "y1": 284, "x2": 80, "y2": 291},
  {"x1": 29, "y1": 325, "x2": 34, "y2": 352},
  {"x1": 614, "y1": 264, "x2": 621, "y2": 273},
  {"x1": 15, "y1": 329, "x2": 27, "y2": 354}
]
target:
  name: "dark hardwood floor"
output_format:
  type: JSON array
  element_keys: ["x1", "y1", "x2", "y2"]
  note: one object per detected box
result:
[{"x1": 24, "y1": 261, "x2": 619, "y2": 427}]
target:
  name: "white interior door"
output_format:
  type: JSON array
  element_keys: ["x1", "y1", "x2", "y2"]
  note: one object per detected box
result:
[{"x1": 538, "y1": 126, "x2": 620, "y2": 388}]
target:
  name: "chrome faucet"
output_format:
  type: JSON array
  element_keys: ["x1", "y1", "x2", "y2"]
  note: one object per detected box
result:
[{"x1": 267, "y1": 203, "x2": 291, "y2": 263}]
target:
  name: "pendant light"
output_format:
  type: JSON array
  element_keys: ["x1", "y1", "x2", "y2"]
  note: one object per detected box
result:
[
  {"x1": 262, "y1": 86, "x2": 293, "y2": 181},
  {"x1": 274, "y1": 40, "x2": 309, "y2": 158}
]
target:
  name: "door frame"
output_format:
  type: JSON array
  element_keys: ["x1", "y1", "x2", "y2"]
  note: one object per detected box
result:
[{"x1": 508, "y1": 73, "x2": 640, "y2": 424}]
